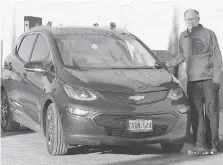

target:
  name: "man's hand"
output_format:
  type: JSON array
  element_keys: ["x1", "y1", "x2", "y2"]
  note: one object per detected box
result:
[
  {"x1": 155, "y1": 61, "x2": 166, "y2": 69},
  {"x1": 213, "y1": 83, "x2": 220, "y2": 91}
]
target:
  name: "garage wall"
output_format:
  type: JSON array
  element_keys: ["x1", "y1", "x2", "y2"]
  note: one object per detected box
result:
[
  {"x1": 2, "y1": 0, "x2": 222, "y2": 58},
  {"x1": 2, "y1": 0, "x2": 177, "y2": 61}
]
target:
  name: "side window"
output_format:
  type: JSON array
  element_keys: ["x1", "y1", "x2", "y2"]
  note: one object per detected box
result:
[
  {"x1": 18, "y1": 34, "x2": 36, "y2": 62},
  {"x1": 31, "y1": 34, "x2": 55, "y2": 73},
  {"x1": 31, "y1": 34, "x2": 50, "y2": 62}
]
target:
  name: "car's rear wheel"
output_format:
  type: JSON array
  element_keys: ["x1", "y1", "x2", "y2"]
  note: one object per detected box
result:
[
  {"x1": 46, "y1": 103, "x2": 68, "y2": 155},
  {"x1": 160, "y1": 142, "x2": 185, "y2": 153},
  {"x1": 1, "y1": 89, "x2": 20, "y2": 132}
]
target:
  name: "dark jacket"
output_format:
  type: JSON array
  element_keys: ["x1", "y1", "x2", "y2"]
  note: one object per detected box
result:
[{"x1": 166, "y1": 24, "x2": 222, "y2": 84}]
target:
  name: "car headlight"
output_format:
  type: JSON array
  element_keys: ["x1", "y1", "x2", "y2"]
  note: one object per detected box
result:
[
  {"x1": 67, "y1": 107, "x2": 89, "y2": 116},
  {"x1": 63, "y1": 85, "x2": 97, "y2": 101},
  {"x1": 167, "y1": 87, "x2": 183, "y2": 100}
]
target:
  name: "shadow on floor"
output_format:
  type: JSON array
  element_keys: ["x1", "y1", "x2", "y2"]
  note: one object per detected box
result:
[
  {"x1": 1, "y1": 126, "x2": 35, "y2": 138},
  {"x1": 68, "y1": 144, "x2": 167, "y2": 156},
  {"x1": 67, "y1": 144, "x2": 210, "y2": 165},
  {"x1": 99, "y1": 151, "x2": 210, "y2": 165}
]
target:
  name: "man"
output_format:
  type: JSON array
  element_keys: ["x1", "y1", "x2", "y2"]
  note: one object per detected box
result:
[{"x1": 156, "y1": 9, "x2": 222, "y2": 155}]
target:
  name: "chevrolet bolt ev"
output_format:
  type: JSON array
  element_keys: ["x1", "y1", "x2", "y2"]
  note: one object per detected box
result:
[{"x1": 1, "y1": 23, "x2": 190, "y2": 155}]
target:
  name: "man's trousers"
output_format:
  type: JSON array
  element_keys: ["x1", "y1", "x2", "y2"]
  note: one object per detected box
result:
[{"x1": 187, "y1": 79, "x2": 220, "y2": 149}]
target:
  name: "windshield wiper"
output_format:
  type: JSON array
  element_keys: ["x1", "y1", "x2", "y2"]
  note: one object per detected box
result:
[
  {"x1": 109, "y1": 66, "x2": 156, "y2": 69},
  {"x1": 68, "y1": 66, "x2": 157, "y2": 70}
]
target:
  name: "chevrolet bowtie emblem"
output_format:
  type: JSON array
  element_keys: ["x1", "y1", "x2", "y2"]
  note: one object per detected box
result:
[{"x1": 128, "y1": 95, "x2": 144, "y2": 101}]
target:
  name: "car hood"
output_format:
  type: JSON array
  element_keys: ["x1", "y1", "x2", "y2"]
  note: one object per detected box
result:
[{"x1": 60, "y1": 68, "x2": 179, "y2": 93}]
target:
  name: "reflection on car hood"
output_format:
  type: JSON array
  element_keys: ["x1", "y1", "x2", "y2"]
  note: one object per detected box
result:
[{"x1": 64, "y1": 68, "x2": 178, "y2": 93}]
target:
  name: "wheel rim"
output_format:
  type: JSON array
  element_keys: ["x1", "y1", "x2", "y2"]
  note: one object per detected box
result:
[
  {"x1": 47, "y1": 109, "x2": 54, "y2": 151},
  {"x1": 1, "y1": 92, "x2": 9, "y2": 127}
]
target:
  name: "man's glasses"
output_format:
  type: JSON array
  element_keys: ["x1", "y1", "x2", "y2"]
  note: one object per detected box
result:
[{"x1": 185, "y1": 17, "x2": 199, "y2": 22}]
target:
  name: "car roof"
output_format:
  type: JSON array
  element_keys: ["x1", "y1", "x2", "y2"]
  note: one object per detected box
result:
[{"x1": 27, "y1": 25, "x2": 132, "y2": 36}]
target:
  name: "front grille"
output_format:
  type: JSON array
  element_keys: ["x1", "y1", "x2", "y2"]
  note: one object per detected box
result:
[
  {"x1": 99, "y1": 90, "x2": 169, "y2": 105},
  {"x1": 93, "y1": 114, "x2": 174, "y2": 138}
]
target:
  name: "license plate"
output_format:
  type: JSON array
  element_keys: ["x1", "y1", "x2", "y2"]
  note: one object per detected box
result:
[{"x1": 127, "y1": 119, "x2": 153, "y2": 132}]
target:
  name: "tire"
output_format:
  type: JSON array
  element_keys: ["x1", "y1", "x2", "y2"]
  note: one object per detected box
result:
[
  {"x1": 160, "y1": 142, "x2": 185, "y2": 153},
  {"x1": 1, "y1": 89, "x2": 20, "y2": 132},
  {"x1": 46, "y1": 103, "x2": 68, "y2": 155}
]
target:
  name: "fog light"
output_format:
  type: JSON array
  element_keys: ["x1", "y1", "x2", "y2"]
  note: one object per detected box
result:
[
  {"x1": 178, "y1": 107, "x2": 189, "y2": 114},
  {"x1": 67, "y1": 107, "x2": 89, "y2": 116}
]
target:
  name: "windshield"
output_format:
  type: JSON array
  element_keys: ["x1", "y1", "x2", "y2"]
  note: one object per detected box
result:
[{"x1": 55, "y1": 33, "x2": 157, "y2": 69}]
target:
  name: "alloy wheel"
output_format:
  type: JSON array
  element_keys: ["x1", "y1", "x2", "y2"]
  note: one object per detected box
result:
[{"x1": 1, "y1": 92, "x2": 9, "y2": 127}]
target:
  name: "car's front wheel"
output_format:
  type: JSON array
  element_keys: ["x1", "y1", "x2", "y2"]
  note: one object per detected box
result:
[
  {"x1": 160, "y1": 142, "x2": 185, "y2": 153},
  {"x1": 1, "y1": 89, "x2": 20, "y2": 132},
  {"x1": 46, "y1": 103, "x2": 68, "y2": 155}
]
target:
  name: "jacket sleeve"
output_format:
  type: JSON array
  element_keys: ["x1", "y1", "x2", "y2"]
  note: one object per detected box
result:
[
  {"x1": 210, "y1": 31, "x2": 222, "y2": 84},
  {"x1": 165, "y1": 33, "x2": 185, "y2": 68}
]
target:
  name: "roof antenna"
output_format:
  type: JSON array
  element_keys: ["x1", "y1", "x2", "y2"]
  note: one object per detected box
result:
[
  {"x1": 110, "y1": 22, "x2": 116, "y2": 29},
  {"x1": 93, "y1": 23, "x2": 99, "y2": 26},
  {"x1": 47, "y1": 21, "x2": 52, "y2": 26}
]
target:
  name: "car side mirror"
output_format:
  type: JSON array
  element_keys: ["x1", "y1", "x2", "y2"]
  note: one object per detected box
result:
[
  {"x1": 24, "y1": 61, "x2": 46, "y2": 73},
  {"x1": 153, "y1": 50, "x2": 177, "y2": 75}
]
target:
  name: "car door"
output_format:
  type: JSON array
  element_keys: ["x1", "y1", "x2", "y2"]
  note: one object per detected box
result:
[
  {"x1": 3, "y1": 34, "x2": 37, "y2": 125},
  {"x1": 23, "y1": 33, "x2": 55, "y2": 130}
]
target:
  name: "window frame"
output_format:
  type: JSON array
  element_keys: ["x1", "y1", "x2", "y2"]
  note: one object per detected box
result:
[
  {"x1": 16, "y1": 33, "x2": 38, "y2": 63},
  {"x1": 29, "y1": 33, "x2": 56, "y2": 75},
  {"x1": 29, "y1": 33, "x2": 50, "y2": 62}
]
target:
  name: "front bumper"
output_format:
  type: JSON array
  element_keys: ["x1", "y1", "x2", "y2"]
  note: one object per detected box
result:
[
  {"x1": 61, "y1": 111, "x2": 189, "y2": 146},
  {"x1": 58, "y1": 93, "x2": 189, "y2": 146}
]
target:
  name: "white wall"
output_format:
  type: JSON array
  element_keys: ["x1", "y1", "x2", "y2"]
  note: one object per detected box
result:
[
  {"x1": 1, "y1": 0, "x2": 176, "y2": 62},
  {"x1": 1, "y1": 0, "x2": 15, "y2": 64}
]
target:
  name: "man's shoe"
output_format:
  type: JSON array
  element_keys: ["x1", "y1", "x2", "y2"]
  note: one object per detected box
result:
[
  {"x1": 209, "y1": 148, "x2": 218, "y2": 155},
  {"x1": 188, "y1": 148, "x2": 209, "y2": 156}
]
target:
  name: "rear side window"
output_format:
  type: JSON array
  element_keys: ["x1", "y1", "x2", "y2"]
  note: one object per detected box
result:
[{"x1": 18, "y1": 34, "x2": 36, "y2": 62}]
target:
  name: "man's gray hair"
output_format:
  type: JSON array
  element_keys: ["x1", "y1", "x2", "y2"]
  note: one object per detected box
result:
[{"x1": 184, "y1": 9, "x2": 199, "y2": 17}]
